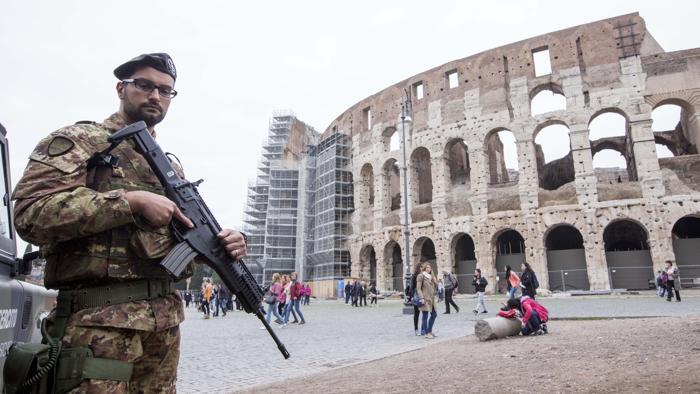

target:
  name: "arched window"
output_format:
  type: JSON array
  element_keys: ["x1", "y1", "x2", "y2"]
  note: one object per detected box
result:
[
  {"x1": 531, "y1": 89, "x2": 566, "y2": 115},
  {"x1": 359, "y1": 163, "x2": 374, "y2": 207},
  {"x1": 445, "y1": 138, "x2": 470, "y2": 187},
  {"x1": 486, "y1": 130, "x2": 519, "y2": 185},
  {"x1": 410, "y1": 147, "x2": 433, "y2": 204},
  {"x1": 382, "y1": 159, "x2": 401, "y2": 211},
  {"x1": 534, "y1": 123, "x2": 574, "y2": 190}
]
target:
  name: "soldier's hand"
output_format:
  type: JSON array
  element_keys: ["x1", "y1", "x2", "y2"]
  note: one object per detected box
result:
[
  {"x1": 125, "y1": 191, "x2": 194, "y2": 228},
  {"x1": 217, "y1": 229, "x2": 247, "y2": 260}
]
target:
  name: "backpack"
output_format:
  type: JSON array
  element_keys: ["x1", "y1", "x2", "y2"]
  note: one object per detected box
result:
[{"x1": 532, "y1": 273, "x2": 540, "y2": 289}]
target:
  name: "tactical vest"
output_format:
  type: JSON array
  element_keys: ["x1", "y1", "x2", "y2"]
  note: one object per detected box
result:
[{"x1": 40, "y1": 122, "x2": 189, "y2": 289}]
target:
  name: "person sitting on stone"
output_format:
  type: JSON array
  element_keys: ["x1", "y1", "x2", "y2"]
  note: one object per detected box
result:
[{"x1": 506, "y1": 296, "x2": 548, "y2": 336}]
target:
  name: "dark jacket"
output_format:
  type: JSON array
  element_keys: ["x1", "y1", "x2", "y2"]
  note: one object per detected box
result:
[
  {"x1": 409, "y1": 273, "x2": 418, "y2": 296},
  {"x1": 520, "y1": 269, "x2": 536, "y2": 298},
  {"x1": 472, "y1": 276, "x2": 487, "y2": 293},
  {"x1": 369, "y1": 285, "x2": 378, "y2": 296}
]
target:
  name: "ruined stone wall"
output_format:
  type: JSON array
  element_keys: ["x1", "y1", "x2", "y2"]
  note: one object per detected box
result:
[{"x1": 339, "y1": 13, "x2": 700, "y2": 292}]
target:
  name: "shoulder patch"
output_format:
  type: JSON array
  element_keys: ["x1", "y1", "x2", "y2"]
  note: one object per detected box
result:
[
  {"x1": 75, "y1": 120, "x2": 97, "y2": 125},
  {"x1": 47, "y1": 136, "x2": 75, "y2": 157}
]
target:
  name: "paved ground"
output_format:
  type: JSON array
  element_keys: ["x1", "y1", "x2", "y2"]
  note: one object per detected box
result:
[
  {"x1": 177, "y1": 291, "x2": 699, "y2": 393},
  {"x1": 250, "y1": 315, "x2": 700, "y2": 393}
]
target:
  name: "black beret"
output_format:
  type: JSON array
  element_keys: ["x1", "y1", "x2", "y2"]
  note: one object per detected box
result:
[{"x1": 114, "y1": 53, "x2": 177, "y2": 81}]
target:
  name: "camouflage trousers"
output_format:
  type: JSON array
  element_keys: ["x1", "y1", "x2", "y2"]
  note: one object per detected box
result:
[{"x1": 61, "y1": 323, "x2": 180, "y2": 393}]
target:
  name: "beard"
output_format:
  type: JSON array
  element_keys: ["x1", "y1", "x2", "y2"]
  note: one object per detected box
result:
[{"x1": 123, "y1": 99, "x2": 166, "y2": 127}]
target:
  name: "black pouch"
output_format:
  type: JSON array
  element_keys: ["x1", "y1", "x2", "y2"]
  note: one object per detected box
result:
[{"x1": 4, "y1": 342, "x2": 53, "y2": 394}]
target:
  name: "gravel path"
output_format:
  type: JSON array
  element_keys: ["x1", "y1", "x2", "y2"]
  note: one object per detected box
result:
[{"x1": 245, "y1": 315, "x2": 700, "y2": 393}]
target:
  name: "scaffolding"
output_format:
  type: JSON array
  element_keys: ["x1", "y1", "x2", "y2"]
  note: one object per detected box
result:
[
  {"x1": 243, "y1": 112, "x2": 353, "y2": 285},
  {"x1": 242, "y1": 112, "x2": 318, "y2": 284},
  {"x1": 305, "y1": 131, "x2": 354, "y2": 281}
]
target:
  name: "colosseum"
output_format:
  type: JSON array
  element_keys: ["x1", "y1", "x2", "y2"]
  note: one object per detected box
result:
[{"x1": 324, "y1": 12, "x2": 700, "y2": 294}]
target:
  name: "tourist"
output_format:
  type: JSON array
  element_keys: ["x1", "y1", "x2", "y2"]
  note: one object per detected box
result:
[
  {"x1": 437, "y1": 278, "x2": 445, "y2": 302},
  {"x1": 218, "y1": 285, "x2": 229, "y2": 316},
  {"x1": 505, "y1": 265, "x2": 520, "y2": 300},
  {"x1": 519, "y1": 262, "x2": 538, "y2": 299},
  {"x1": 360, "y1": 281, "x2": 368, "y2": 306},
  {"x1": 184, "y1": 291, "x2": 192, "y2": 308},
  {"x1": 416, "y1": 262, "x2": 438, "y2": 339},
  {"x1": 442, "y1": 270, "x2": 460, "y2": 314},
  {"x1": 265, "y1": 273, "x2": 285, "y2": 328},
  {"x1": 212, "y1": 284, "x2": 220, "y2": 317},
  {"x1": 284, "y1": 272, "x2": 306, "y2": 325},
  {"x1": 665, "y1": 260, "x2": 681, "y2": 302},
  {"x1": 656, "y1": 270, "x2": 666, "y2": 298},
  {"x1": 506, "y1": 296, "x2": 549, "y2": 336},
  {"x1": 369, "y1": 281, "x2": 379, "y2": 306},
  {"x1": 351, "y1": 280, "x2": 360, "y2": 307},
  {"x1": 345, "y1": 280, "x2": 352, "y2": 304},
  {"x1": 472, "y1": 269, "x2": 488, "y2": 314},
  {"x1": 410, "y1": 263, "x2": 422, "y2": 336},
  {"x1": 201, "y1": 278, "x2": 213, "y2": 319},
  {"x1": 304, "y1": 284, "x2": 312, "y2": 305}
]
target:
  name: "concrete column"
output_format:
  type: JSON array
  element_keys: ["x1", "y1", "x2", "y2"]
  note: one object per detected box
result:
[
  {"x1": 569, "y1": 123, "x2": 599, "y2": 207},
  {"x1": 524, "y1": 213, "x2": 548, "y2": 290},
  {"x1": 629, "y1": 114, "x2": 665, "y2": 198},
  {"x1": 372, "y1": 171, "x2": 383, "y2": 230},
  {"x1": 475, "y1": 232, "x2": 496, "y2": 294},
  {"x1": 468, "y1": 148, "x2": 489, "y2": 216},
  {"x1": 515, "y1": 133, "x2": 539, "y2": 210},
  {"x1": 431, "y1": 154, "x2": 449, "y2": 220},
  {"x1": 584, "y1": 212, "x2": 610, "y2": 290}
]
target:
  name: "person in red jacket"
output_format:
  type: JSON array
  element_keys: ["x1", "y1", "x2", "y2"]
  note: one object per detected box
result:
[{"x1": 506, "y1": 296, "x2": 548, "y2": 336}]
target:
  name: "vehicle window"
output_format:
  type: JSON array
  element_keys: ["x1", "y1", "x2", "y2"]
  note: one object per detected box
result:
[{"x1": 0, "y1": 141, "x2": 11, "y2": 239}]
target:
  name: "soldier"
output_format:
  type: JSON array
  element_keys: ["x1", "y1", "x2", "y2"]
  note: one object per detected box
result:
[{"x1": 11, "y1": 53, "x2": 247, "y2": 392}]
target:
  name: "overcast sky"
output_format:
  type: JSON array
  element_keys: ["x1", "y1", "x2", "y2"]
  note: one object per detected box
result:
[{"x1": 1, "y1": 0, "x2": 698, "y2": 247}]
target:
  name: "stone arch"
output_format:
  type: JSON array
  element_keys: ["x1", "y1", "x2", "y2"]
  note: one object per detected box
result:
[
  {"x1": 359, "y1": 244, "x2": 377, "y2": 283},
  {"x1": 383, "y1": 240, "x2": 403, "y2": 291},
  {"x1": 493, "y1": 229, "x2": 526, "y2": 293},
  {"x1": 654, "y1": 134, "x2": 678, "y2": 157},
  {"x1": 588, "y1": 107, "x2": 630, "y2": 128},
  {"x1": 484, "y1": 128, "x2": 519, "y2": 185},
  {"x1": 444, "y1": 138, "x2": 470, "y2": 188},
  {"x1": 588, "y1": 109, "x2": 629, "y2": 144},
  {"x1": 671, "y1": 215, "x2": 700, "y2": 285},
  {"x1": 450, "y1": 232, "x2": 477, "y2": 293},
  {"x1": 603, "y1": 219, "x2": 653, "y2": 290},
  {"x1": 651, "y1": 101, "x2": 698, "y2": 157},
  {"x1": 592, "y1": 149, "x2": 631, "y2": 183},
  {"x1": 382, "y1": 126, "x2": 400, "y2": 152},
  {"x1": 412, "y1": 236, "x2": 437, "y2": 274},
  {"x1": 530, "y1": 83, "x2": 566, "y2": 116},
  {"x1": 359, "y1": 163, "x2": 375, "y2": 207},
  {"x1": 533, "y1": 120, "x2": 574, "y2": 190},
  {"x1": 543, "y1": 224, "x2": 590, "y2": 291},
  {"x1": 410, "y1": 147, "x2": 433, "y2": 205},
  {"x1": 382, "y1": 158, "x2": 401, "y2": 211}
]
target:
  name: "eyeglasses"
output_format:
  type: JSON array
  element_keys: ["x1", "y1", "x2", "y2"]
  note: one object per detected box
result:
[{"x1": 122, "y1": 78, "x2": 178, "y2": 99}]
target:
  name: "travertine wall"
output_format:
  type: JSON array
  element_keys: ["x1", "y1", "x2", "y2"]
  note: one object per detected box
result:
[{"x1": 330, "y1": 13, "x2": 700, "y2": 292}]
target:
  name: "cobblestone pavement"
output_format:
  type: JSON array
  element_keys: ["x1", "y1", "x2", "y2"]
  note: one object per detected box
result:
[{"x1": 177, "y1": 291, "x2": 699, "y2": 393}]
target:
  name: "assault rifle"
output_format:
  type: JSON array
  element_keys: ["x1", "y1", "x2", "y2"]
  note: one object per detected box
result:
[{"x1": 105, "y1": 121, "x2": 290, "y2": 359}]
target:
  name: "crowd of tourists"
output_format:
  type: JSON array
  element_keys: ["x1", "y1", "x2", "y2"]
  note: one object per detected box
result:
[
  {"x1": 344, "y1": 279, "x2": 379, "y2": 306},
  {"x1": 262, "y1": 272, "x2": 311, "y2": 328},
  {"x1": 656, "y1": 260, "x2": 682, "y2": 302},
  {"x1": 404, "y1": 260, "x2": 548, "y2": 339}
]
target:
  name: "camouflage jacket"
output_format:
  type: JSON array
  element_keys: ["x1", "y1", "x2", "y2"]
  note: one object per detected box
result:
[{"x1": 12, "y1": 113, "x2": 187, "y2": 330}]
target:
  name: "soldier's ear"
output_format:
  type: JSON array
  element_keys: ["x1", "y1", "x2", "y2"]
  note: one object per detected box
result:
[{"x1": 116, "y1": 82, "x2": 125, "y2": 99}]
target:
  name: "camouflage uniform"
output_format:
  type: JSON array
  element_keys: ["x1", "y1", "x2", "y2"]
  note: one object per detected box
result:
[{"x1": 12, "y1": 112, "x2": 188, "y2": 392}]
